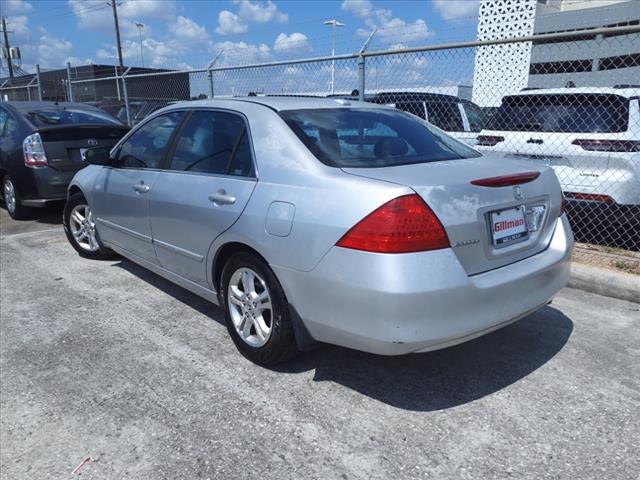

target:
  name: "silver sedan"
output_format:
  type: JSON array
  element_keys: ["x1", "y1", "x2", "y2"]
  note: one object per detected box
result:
[{"x1": 64, "y1": 97, "x2": 573, "y2": 365}]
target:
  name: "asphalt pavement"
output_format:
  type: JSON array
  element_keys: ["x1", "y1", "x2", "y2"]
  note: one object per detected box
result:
[{"x1": 1, "y1": 206, "x2": 639, "y2": 479}]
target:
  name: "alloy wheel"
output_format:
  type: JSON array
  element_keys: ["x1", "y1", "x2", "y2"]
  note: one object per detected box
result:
[
  {"x1": 69, "y1": 204, "x2": 99, "y2": 252},
  {"x1": 3, "y1": 178, "x2": 16, "y2": 214},
  {"x1": 227, "y1": 267, "x2": 273, "y2": 347}
]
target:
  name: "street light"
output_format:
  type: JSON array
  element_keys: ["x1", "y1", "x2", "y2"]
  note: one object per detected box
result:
[
  {"x1": 135, "y1": 21, "x2": 144, "y2": 67},
  {"x1": 323, "y1": 18, "x2": 344, "y2": 95}
]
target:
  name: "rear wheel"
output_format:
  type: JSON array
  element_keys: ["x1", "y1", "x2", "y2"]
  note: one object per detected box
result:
[
  {"x1": 221, "y1": 252, "x2": 299, "y2": 365},
  {"x1": 63, "y1": 192, "x2": 113, "y2": 259},
  {"x1": 2, "y1": 175, "x2": 32, "y2": 220}
]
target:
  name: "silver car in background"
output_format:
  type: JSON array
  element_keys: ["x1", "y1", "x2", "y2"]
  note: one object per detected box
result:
[{"x1": 64, "y1": 97, "x2": 573, "y2": 365}]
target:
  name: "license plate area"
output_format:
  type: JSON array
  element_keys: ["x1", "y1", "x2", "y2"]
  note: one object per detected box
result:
[{"x1": 489, "y1": 206, "x2": 528, "y2": 248}]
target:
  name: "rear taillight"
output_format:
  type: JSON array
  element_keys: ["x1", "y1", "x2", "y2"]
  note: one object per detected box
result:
[
  {"x1": 336, "y1": 194, "x2": 449, "y2": 253},
  {"x1": 471, "y1": 171, "x2": 540, "y2": 187},
  {"x1": 23, "y1": 133, "x2": 48, "y2": 167},
  {"x1": 572, "y1": 139, "x2": 640, "y2": 152},
  {"x1": 564, "y1": 192, "x2": 615, "y2": 204},
  {"x1": 476, "y1": 135, "x2": 504, "y2": 147}
]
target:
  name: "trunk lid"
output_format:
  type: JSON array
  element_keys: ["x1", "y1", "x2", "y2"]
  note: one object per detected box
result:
[
  {"x1": 342, "y1": 155, "x2": 563, "y2": 275},
  {"x1": 38, "y1": 124, "x2": 129, "y2": 172}
]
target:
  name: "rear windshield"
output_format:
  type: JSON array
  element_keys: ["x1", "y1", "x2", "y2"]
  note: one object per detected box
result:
[
  {"x1": 488, "y1": 94, "x2": 629, "y2": 133},
  {"x1": 280, "y1": 108, "x2": 480, "y2": 168},
  {"x1": 25, "y1": 107, "x2": 122, "y2": 127}
]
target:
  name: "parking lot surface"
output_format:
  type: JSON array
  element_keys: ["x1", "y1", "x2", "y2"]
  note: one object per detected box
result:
[{"x1": 1, "y1": 206, "x2": 639, "y2": 479}]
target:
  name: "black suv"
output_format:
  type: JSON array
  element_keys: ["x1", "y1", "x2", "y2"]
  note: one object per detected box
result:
[{"x1": 0, "y1": 102, "x2": 128, "y2": 219}]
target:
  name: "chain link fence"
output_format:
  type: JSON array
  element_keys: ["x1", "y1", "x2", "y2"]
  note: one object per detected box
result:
[{"x1": 2, "y1": 25, "x2": 639, "y2": 251}]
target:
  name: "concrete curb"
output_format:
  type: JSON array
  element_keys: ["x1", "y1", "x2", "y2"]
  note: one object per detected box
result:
[{"x1": 569, "y1": 263, "x2": 640, "y2": 304}]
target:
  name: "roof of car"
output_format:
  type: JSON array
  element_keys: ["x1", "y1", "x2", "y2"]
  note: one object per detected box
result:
[
  {"x1": 174, "y1": 96, "x2": 386, "y2": 112},
  {"x1": 5, "y1": 101, "x2": 105, "y2": 113},
  {"x1": 507, "y1": 87, "x2": 640, "y2": 98}
]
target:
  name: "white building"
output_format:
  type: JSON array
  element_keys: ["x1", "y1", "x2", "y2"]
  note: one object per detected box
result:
[{"x1": 472, "y1": 0, "x2": 640, "y2": 106}]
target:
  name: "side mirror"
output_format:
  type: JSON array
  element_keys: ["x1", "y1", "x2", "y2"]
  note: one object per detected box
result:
[{"x1": 83, "y1": 147, "x2": 111, "y2": 166}]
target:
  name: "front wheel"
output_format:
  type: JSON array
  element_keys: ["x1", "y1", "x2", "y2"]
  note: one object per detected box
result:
[
  {"x1": 221, "y1": 252, "x2": 299, "y2": 365},
  {"x1": 63, "y1": 192, "x2": 114, "y2": 259}
]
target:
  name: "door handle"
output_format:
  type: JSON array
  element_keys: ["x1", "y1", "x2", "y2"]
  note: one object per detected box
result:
[
  {"x1": 133, "y1": 183, "x2": 150, "y2": 193},
  {"x1": 209, "y1": 190, "x2": 236, "y2": 205}
]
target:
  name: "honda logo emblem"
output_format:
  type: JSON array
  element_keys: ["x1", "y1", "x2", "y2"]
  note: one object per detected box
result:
[{"x1": 513, "y1": 186, "x2": 523, "y2": 200}]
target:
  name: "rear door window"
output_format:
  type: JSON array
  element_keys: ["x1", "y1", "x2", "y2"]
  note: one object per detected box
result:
[
  {"x1": 168, "y1": 110, "x2": 252, "y2": 176},
  {"x1": 488, "y1": 94, "x2": 630, "y2": 133},
  {"x1": 117, "y1": 111, "x2": 184, "y2": 169}
]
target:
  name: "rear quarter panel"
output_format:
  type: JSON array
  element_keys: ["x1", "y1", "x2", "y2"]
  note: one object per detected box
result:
[{"x1": 206, "y1": 104, "x2": 412, "y2": 284}]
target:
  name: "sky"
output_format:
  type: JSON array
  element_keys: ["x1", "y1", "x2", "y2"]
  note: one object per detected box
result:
[{"x1": 1, "y1": 0, "x2": 481, "y2": 73}]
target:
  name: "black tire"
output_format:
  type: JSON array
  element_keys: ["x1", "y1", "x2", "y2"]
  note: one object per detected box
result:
[
  {"x1": 220, "y1": 252, "x2": 299, "y2": 365},
  {"x1": 2, "y1": 174, "x2": 32, "y2": 220},
  {"x1": 63, "y1": 192, "x2": 114, "y2": 260}
]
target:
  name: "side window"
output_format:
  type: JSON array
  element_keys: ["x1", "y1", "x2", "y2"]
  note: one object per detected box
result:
[
  {"x1": 117, "y1": 111, "x2": 183, "y2": 169},
  {"x1": 426, "y1": 102, "x2": 464, "y2": 132},
  {"x1": 227, "y1": 131, "x2": 254, "y2": 177},
  {"x1": 168, "y1": 111, "x2": 248, "y2": 175},
  {"x1": 464, "y1": 103, "x2": 486, "y2": 132},
  {"x1": 0, "y1": 109, "x2": 18, "y2": 139}
]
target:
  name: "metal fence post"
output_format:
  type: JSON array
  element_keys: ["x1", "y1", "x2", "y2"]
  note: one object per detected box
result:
[
  {"x1": 121, "y1": 67, "x2": 133, "y2": 126},
  {"x1": 357, "y1": 54, "x2": 365, "y2": 102},
  {"x1": 207, "y1": 50, "x2": 223, "y2": 99},
  {"x1": 66, "y1": 62, "x2": 74, "y2": 102},
  {"x1": 35, "y1": 64, "x2": 43, "y2": 101}
]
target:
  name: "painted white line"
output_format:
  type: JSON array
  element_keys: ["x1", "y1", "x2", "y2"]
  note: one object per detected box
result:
[{"x1": 0, "y1": 227, "x2": 63, "y2": 239}]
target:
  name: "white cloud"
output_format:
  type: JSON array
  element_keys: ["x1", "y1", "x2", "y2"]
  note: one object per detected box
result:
[
  {"x1": 236, "y1": 0, "x2": 288, "y2": 23},
  {"x1": 68, "y1": 0, "x2": 169, "y2": 38},
  {"x1": 118, "y1": 0, "x2": 176, "y2": 20},
  {"x1": 341, "y1": 0, "x2": 372, "y2": 19},
  {"x1": 4, "y1": 0, "x2": 32, "y2": 13},
  {"x1": 273, "y1": 32, "x2": 311, "y2": 54},
  {"x1": 341, "y1": 0, "x2": 432, "y2": 44},
  {"x1": 433, "y1": 0, "x2": 479, "y2": 21},
  {"x1": 215, "y1": 10, "x2": 248, "y2": 35},
  {"x1": 170, "y1": 16, "x2": 209, "y2": 43},
  {"x1": 213, "y1": 40, "x2": 271, "y2": 65},
  {"x1": 4, "y1": 15, "x2": 31, "y2": 43},
  {"x1": 37, "y1": 32, "x2": 73, "y2": 68}
]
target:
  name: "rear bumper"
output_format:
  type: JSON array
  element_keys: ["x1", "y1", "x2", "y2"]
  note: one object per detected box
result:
[
  {"x1": 14, "y1": 167, "x2": 77, "y2": 206},
  {"x1": 273, "y1": 215, "x2": 573, "y2": 355}
]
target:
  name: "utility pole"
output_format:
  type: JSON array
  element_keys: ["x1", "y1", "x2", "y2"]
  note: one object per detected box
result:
[
  {"x1": 1, "y1": 16, "x2": 14, "y2": 79},
  {"x1": 110, "y1": 0, "x2": 124, "y2": 69}
]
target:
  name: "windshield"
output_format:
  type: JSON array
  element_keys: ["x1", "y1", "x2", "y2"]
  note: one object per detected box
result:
[
  {"x1": 488, "y1": 94, "x2": 629, "y2": 133},
  {"x1": 280, "y1": 108, "x2": 480, "y2": 168},
  {"x1": 26, "y1": 107, "x2": 122, "y2": 127}
]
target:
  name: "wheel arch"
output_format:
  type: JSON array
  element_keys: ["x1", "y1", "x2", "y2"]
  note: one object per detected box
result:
[
  {"x1": 68, "y1": 184, "x2": 83, "y2": 199},
  {"x1": 212, "y1": 241, "x2": 270, "y2": 292}
]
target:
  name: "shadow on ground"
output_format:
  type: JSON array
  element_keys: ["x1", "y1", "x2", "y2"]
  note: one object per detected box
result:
[{"x1": 115, "y1": 257, "x2": 573, "y2": 412}]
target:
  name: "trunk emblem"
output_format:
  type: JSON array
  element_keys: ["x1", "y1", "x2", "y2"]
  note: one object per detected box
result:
[
  {"x1": 454, "y1": 239, "x2": 480, "y2": 247},
  {"x1": 87, "y1": 139, "x2": 98, "y2": 146},
  {"x1": 527, "y1": 138, "x2": 543, "y2": 145},
  {"x1": 513, "y1": 186, "x2": 523, "y2": 200}
]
